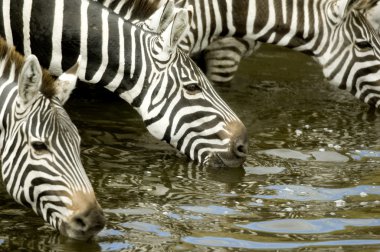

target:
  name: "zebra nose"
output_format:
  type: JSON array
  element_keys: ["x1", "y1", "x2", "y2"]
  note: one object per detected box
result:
[
  {"x1": 233, "y1": 134, "x2": 248, "y2": 158},
  {"x1": 68, "y1": 205, "x2": 106, "y2": 239},
  {"x1": 231, "y1": 123, "x2": 248, "y2": 158},
  {"x1": 61, "y1": 194, "x2": 106, "y2": 240}
]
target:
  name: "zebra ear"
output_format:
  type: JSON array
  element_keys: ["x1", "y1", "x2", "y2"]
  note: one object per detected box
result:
[
  {"x1": 54, "y1": 56, "x2": 80, "y2": 104},
  {"x1": 335, "y1": 0, "x2": 356, "y2": 19},
  {"x1": 145, "y1": 0, "x2": 175, "y2": 33},
  {"x1": 18, "y1": 55, "x2": 43, "y2": 105},
  {"x1": 161, "y1": 9, "x2": 189, "y2": 52}
]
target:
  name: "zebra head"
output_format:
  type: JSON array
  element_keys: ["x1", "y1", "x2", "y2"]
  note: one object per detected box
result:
[
  {"x1": 0, "y1": 54, "x2": 105, "y2": 240},
  {"x1": 120, "y1": 7, "x2": 248, "y2": 167},
  {"x1": 320, "y1": 0, "x2": 380, "y2": 108}
]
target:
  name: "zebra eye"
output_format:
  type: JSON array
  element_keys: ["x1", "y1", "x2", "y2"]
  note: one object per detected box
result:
[
  {"x1": 355, "y1": 41, "x2": 373, "y2": 50},
  {"x1": 184, "y1": 84, "x2": 202, "y2": 94},
  {"x1": 31, "y1": 141, "x2": 49, "y2": 153}
]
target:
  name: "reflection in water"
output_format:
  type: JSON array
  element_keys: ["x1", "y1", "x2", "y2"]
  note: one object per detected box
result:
[
  {"x1": 0, "y1": 232, "x2": 102, "y2": 252},
  {"x1": 1, "y1": 45, "x2": 380, "y2": 251},
  {"x1": 245, "y1": 166, "x2": 286, "y2": 175},
  {"x1": 99, "y1": 242, "x2": 132, "y2": 252},
  {"x1": 350, "y1": 149, "x2": 380, "y2": 160},
  {"x1": 255, "y1": 185, "x2": 380, "y2": 201},
  {"x1": 179, "y1": 205, "x2": 240, "y2": 215},
  {"x1": 238, "y1": 218, "x2": 380, "y2": 234},
  {"x1": 121, "y1": 222, "x2": 171, "y2": 237},
  {"x1": 182, "y1": 236, "x2": 380, "y2": 250}
]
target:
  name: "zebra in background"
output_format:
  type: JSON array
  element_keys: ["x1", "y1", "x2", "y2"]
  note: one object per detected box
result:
[
  {"x1": 0, "y1": 38, "x2": 105, "y2": 240},
  {"x1": 97, "y1": 0, "x2": 258, "y2": 84},
  {"x1": 0, "y1": 0, "x2": 248, "y2": 168},
  {"x1": 101, "y1": 0, "x2": 380, "y2": 109}
]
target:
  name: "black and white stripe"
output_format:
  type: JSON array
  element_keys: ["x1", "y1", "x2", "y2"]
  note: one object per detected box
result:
[
  {"x1": 0, "y1": 39, "x2": 105, "y2": 240},
  {"x1": 101, "y1": 0, "x2": 380, "y2": 109},
  {"x1": 177, "y1": 0, "x2": 380, "y2": 103},
  {"x1": 0, "y1": 0, "x2": 248, "y2": 168},
  {"x1": 180, "y1": 0, "x2": 380, "y2": 108}
]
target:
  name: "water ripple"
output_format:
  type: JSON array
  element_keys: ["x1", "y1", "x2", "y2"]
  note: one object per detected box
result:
[
  {"x1": 255, "y1": 185, "x2": 380, "y2": 201},
  {"x1": 121, "y1": 222, "x2": 171, "y2": 237},
  {"x1": 182, "y1": 236, "x2": 380, "y2": 249},
  {"x1": 180, "y1": 205, "x2": 239, "y2": 215},
  {"x1": 237, "y1": 218, "x2": 380, "y2": 234},
  {"x1": 99, "y1": 241, "x2": 132, "y2": 251}
]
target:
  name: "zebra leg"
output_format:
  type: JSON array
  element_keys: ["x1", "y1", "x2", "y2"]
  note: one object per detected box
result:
[{"x1": 200, "y1": 37, "x2": 259, "y2": 84}]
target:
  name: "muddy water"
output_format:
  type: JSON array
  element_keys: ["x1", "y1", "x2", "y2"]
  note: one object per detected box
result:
[{"x1": 0, "y1": 45, "x2": 380, "y2": 251}]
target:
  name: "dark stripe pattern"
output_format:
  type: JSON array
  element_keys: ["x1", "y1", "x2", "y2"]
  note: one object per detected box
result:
[
  {"x1": 0, "y1": 38, "x2": 102, "y2": 239},
  {"x1": 101, "y1": 0, "x2": 380, "y2": 108},
  {"x1": 0, "y1": 0, "x2": 247, "y2": 167}
]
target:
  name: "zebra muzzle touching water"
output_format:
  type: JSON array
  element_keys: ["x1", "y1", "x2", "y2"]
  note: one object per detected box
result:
[
  {"x1": 0, "y1": 39, "x2": 105, "y2": 240},
  {"x1": 0, "y1": 0, "x2": 248, "y2": 168}
]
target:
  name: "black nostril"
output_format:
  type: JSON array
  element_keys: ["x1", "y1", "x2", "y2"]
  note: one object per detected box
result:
[
  {"x1": 237, "y1": 145, "x2": 246, "y2": 154},
  {"x1": 71, "y1": 208, "x2": 105, "y2": 233},
  {"x1": 74, "y1": 217, "x2": 87, "y2": 229},
  {"x1": 234, "y1": 140, "x2": 248, "y2": 158}
]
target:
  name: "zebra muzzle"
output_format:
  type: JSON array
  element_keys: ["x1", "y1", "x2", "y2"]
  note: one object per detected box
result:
[
  {"x1": 60, "y1": 192, "x2": 106, "y2": 240},
  {"x1": 210, "y1": 120, "x2": 248, "y2": 168}
]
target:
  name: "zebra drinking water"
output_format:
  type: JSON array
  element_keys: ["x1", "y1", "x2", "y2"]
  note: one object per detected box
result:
[
  {"x1": 0, "y1": 38, "x2": 105, "y2": 240},
  {"x1": 0, "y1": 0, "x2": 248, "y2": 168},
  {"x1": 101, "y1": 0, "x2": 380, "y2": 109}
]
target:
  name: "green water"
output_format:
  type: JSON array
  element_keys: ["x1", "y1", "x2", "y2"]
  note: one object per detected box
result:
[{"x1": 1, "y1": 45, "x2": 380, "y2": 251}]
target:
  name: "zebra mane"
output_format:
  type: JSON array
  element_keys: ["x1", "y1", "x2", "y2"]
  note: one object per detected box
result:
[
  {"x1": 352, "y1": 0, "x2": 379, "y2": 11},
  {"x1": 110, "y1": 0, "x2": 161, "y2": 20},
  {"x1": 0, "y1": 37, "x2": 57, "y2": 99}
]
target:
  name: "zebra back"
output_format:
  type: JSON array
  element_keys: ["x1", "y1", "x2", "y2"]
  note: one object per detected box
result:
[{"x1": 100, "y1": 0, "x2": 160, "y2": 20}]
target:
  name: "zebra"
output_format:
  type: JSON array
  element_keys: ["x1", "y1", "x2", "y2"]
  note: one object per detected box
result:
[
  {"x1": 101, "y1": 0, "x2": 380, "y2": 109},
  {"x1": 0, "y1": 0, "x2": 248, "y2": 168},
  {"x1": 0, "y1": 38, "x2": 105, "y2": 240}
]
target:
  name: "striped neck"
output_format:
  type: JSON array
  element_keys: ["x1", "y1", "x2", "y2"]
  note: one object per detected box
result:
[{"x1": 248, "y1": 0, "x2": 328, "y2": 52}]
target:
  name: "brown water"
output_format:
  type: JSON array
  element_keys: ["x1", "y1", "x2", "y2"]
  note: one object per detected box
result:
[{"x1": 1, "y1": 45, "x2": 380, "y2": 251}]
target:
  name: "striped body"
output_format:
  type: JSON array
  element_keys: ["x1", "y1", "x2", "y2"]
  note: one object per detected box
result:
[
  {"x1": 101, "y1": 0, "x2": 380, "y2": 109},
  {"x1": 178, "y1": 0, "x2": 380, "y2": 97},
  {"x1": 0, "y1": 39, "x2": 105, "y2": 239},
  {"x1": 0, "y1": 0, "x2": 247, "y2": 167}
]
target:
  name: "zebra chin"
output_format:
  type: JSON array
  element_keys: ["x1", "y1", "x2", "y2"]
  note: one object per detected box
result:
[
  {"x1": 58, "y1": 192, "x2": 106, "y2": 240},
  {"x1": 205, "y1": 151, "x2": 247, "y2": 168}
]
